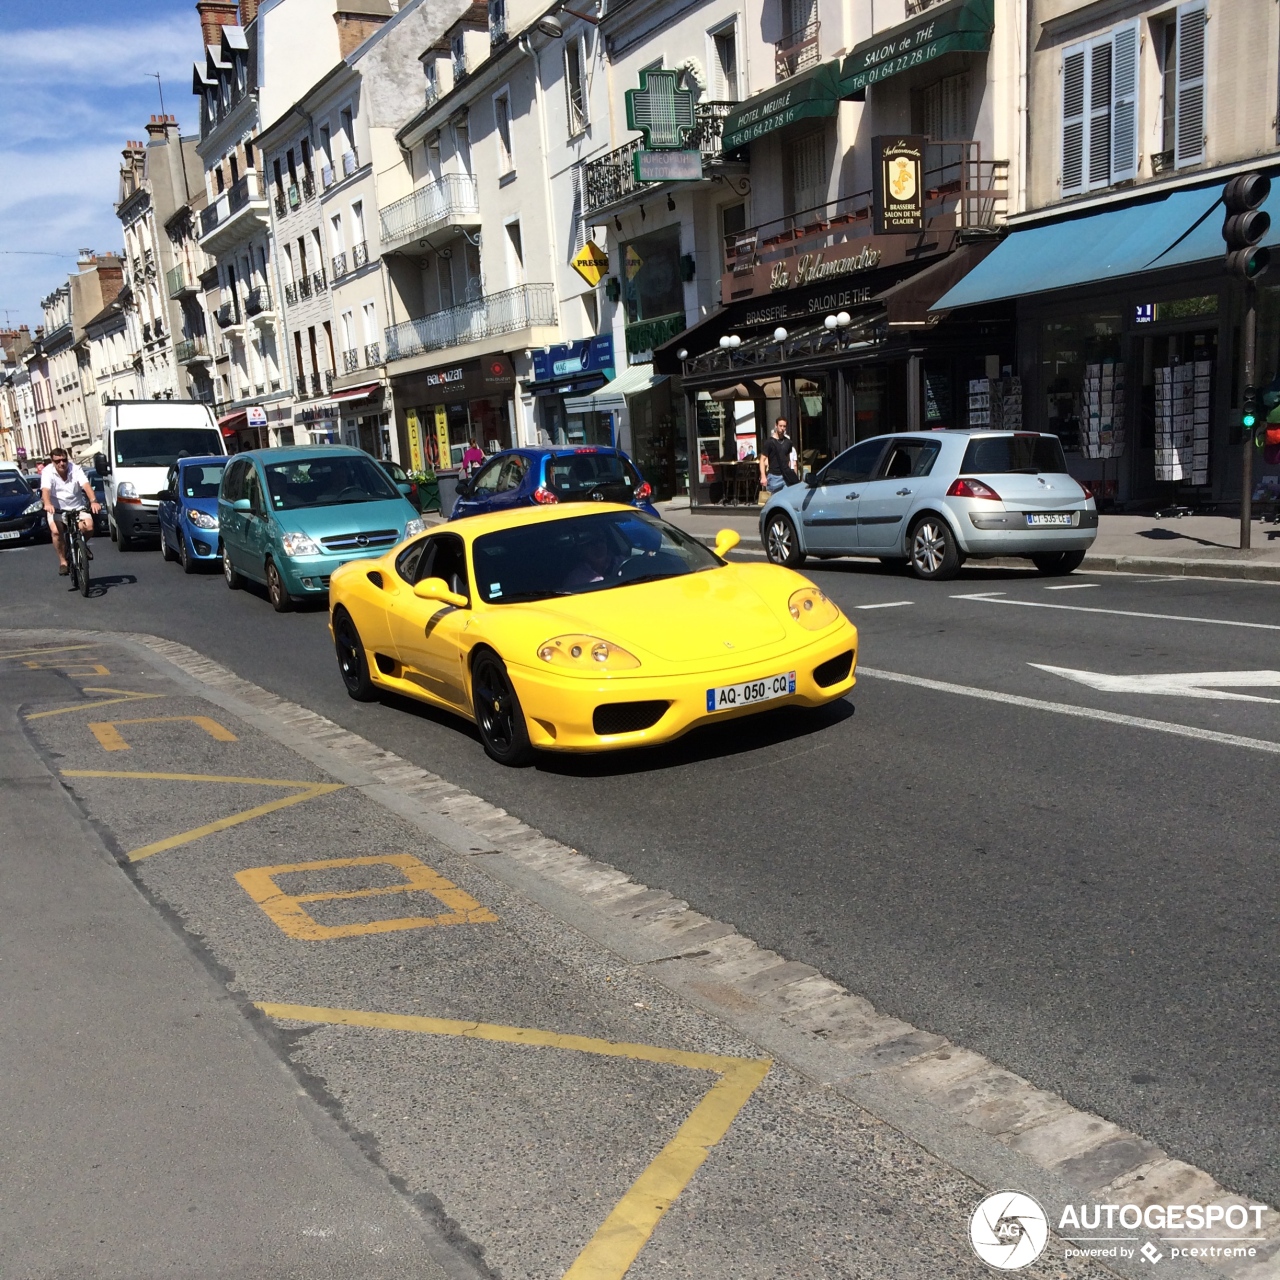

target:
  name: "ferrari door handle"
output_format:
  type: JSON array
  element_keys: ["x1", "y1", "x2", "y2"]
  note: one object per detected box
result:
[
  {"x1": 845, "y1": 492, "x2": 860, "y2": 500},
  {"x1": 896, "y1": 487, "x2": 912, "y2": 496}
]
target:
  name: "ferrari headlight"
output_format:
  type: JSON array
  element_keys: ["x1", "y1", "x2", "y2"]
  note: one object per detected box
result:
[
  {"x1": 280, "y1": 531, "x2": 322, "y2": 557},
  {"x1": 403, "y1": 517, "x2": 426, "y2": 538},
  {"x1": 787, "y1": 587, "x2": 840, "y2": 631},
  {"x1": 185, "y1": 507, "x2": 219, "y2": 529},
  {"x1": 537, "y1": 634, "x2": 640, "y2": 671}
]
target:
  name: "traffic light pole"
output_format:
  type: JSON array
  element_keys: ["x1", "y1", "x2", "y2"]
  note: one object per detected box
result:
[{"x1": 1241, "y1": 285, "x2": 1256, "y2": 550}]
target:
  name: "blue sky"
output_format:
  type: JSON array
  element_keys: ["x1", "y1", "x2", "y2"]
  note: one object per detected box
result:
[{"x1": 0, "y1": 0, "x2": 199, "y2": 329}]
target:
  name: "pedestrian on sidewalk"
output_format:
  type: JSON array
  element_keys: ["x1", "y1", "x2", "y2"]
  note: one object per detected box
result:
[
  {"x1": 759, "y1": 418, "x2": 798, "y2": 494},
  {"x1": 461, "y1": 438, "x2": 485, "y2": 477}
]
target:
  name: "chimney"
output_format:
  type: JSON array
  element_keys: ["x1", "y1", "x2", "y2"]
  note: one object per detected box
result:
[
  {"x1": 196, "y1": 0, "x2": 240, "y2": 49},
  {"x1": 240, "y1": 0, "x2": 260, "y2": 26},
  {"x1": 77, "y1": 249, "x2": 97, "y2": 269},
  {"x1": 334, "y1": 4, "x2": 392, "y2": 59},
  {"x1": 145, "y1": 113, "x2": 179, "y2": 141}
]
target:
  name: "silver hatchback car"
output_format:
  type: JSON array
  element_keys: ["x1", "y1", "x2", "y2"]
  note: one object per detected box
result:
[{"x1": 761, "y1": 430, "x2": 1098, "y2": 580}]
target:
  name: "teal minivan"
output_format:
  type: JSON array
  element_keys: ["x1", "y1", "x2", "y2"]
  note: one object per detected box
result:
[{"x1": 218, "y1": 446, "x2": 424, "y2": 611}]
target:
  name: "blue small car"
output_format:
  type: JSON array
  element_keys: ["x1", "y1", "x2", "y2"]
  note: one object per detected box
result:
[
  {"x1": 450, "y1": 446, "x2": 658, "y2": 520},
  {"x1": 159, "y1": 455, "x2": 228, "y2": 572},
  {"x1": 0, "y1": 470, "x2": 47, "y2": 546}
]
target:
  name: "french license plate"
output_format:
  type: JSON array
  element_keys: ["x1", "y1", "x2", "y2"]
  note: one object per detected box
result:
[
  {"x1": 706, "y1": 671, "x2": 796, "y2": 713},
  {"x1": 1026, "y1": 513, "x2": 1074, "y2": 527},
  {"x1": 0, "y1": 530, "x2": 21, "y2": 541}
]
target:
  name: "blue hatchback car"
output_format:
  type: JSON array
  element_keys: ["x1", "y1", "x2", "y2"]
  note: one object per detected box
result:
[
  {"x1": 449, "y1": 446, "x2": 658, "y2": 520},
  {"x1": 158, "y1": 455, "x2": 227, "y2": 572}
]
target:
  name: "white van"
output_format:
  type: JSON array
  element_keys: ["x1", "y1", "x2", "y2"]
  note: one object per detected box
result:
[{"x1": 94, "y1": 401, "x2": 227, "y2": 548}]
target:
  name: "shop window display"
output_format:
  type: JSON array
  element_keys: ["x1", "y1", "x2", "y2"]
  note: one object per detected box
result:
[{"x1": 1040, "y1": 312, "x2": 1124, "y2": 456}]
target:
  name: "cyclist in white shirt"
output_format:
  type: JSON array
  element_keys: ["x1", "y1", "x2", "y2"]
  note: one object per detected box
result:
[{"x1": 40, "y1": 448, "x2": 101, "y2": 576}]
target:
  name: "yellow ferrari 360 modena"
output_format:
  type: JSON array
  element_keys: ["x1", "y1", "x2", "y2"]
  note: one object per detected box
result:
[{"x1": 327, "y1": 503, "x2": 857, "y2": 765}]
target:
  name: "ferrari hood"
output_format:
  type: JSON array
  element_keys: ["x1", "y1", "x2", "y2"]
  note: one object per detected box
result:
[{"x1": 518, "y1": 568, "x2": 788, "y2": 661}]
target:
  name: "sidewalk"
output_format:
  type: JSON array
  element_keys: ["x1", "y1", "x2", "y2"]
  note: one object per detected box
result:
[{"x1": 660, "y1": 501, "x2": 1280, "y2": 581}]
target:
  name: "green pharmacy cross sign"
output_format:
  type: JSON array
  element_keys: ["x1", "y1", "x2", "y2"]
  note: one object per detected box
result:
[{"x1": 626, "y1": 69, "x2": 696, "y2": 149}]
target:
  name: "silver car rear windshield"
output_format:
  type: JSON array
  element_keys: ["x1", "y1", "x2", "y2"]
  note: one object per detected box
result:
[
  {"x1": 961, "y1": 435, "x2": 1068, "y2": 475},
  {"x1": 473, "y1": 511, "x2": 719, "y2": 604}
]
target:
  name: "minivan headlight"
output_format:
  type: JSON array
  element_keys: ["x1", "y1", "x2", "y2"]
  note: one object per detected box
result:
[
  {"x1": 280, "y1": 531, "x2": 322, "y2": 557},
  {"x1": 116, "y1": 481, "x2": 138, "y2": 500},
  {"x1": 403, "y1": 517, "x2": 425, "y2": 539}
]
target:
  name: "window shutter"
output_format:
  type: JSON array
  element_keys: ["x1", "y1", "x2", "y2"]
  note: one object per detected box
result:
[
  {"x1": 1110, "y1": 21, "x2": 1139, "y2": 181},
  {"x1": 1061, "y1": 45, "x2": 1086, "y2": 195},
  {"x1": 570, "y1": 164, "x2": 586, "y2": 254},
  {"x1": 1087, "y1": 37, "x2": 1113, "y2": 188},
  {"x1": 1175, "y1": 1, "x2": 1206, "y2": 167}
]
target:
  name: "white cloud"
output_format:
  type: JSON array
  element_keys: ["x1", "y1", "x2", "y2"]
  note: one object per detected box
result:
[{"x1": 5, "y1": 16, "x2": 195, "y2": 89}]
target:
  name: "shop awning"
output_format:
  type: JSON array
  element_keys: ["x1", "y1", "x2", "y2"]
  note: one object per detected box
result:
[
  {"x1": 721, "y1": 61, "x2": 844, "y2": 154},
  {"x1": 840, "y1": 0, "x2": 994, "y2": 98},
  {"x1": 931, "y1": 181, "x2": 1280, "y2": 311},
  {"x1": 217, "y1": 410, "x2": 247, "y2": 432},
  {"x1": 563, "y1": 363, "x2": 665, "y2": 413},
  {"x1": 876, "y1": 241, "x2": 999, "y2": 325},
  {"x1": 526, "y1": 374, "x2": 607, "y2": 398},
  {"x1": 329, "y1": 381, "x2": 382, "y2": 403}
]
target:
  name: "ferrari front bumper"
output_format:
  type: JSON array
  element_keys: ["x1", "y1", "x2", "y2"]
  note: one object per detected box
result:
[{"x1": 505, "y1": 624, "x2": 858, "y2": 752}]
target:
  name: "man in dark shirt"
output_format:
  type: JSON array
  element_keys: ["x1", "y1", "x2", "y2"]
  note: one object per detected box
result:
[{"x1": 758, "y1": 418, "x2": 797, "y2": 494}]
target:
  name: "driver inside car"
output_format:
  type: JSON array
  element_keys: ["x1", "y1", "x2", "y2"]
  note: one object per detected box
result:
[{"x1": 563, "y1": 527, "x2": 621, "y2": 588}]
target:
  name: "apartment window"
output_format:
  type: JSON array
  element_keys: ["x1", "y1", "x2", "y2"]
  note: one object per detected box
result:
[
  {"x1": 1174, "y1": 1, "x2": 1206, "y2": 167},
  {"x1": 787, "y1": 130, "x2": 827, "y2": 214},
  {"x1": 351, "y1": 200, "x2": 365, "y2": 244},
  {"x1": 424, "y1": 60, "x2": 438, "y2": 104},
  {"x1": 455, "y1": 120, "x2": 472, "y2": 175},
  {"x1": 505, "y1": 219, "x2": 524, "y2": 284},
  {"x1": 230, "y1": 152, "x2": 240, "y2": 185},
  {"x1": 340, "y1": 107, "x2": 354, "y2": 151},
  {"x1": 494, "y1": 91, "x2": 513, "y2": 173},
  {"x1": 320, "y1": 124, "x2": 332, "y2": 168},
  {"x1": 245, "y1": 140, "x2": 254, "y2": 166},
  {"x1": 330, "y1": 213, "x2": 344, "y2": 253},
  {"x1": 438, "y1": 256, "x2": 455, "y2": 310},
  {"x1": 362, "y1": 301, "x2": 377, "y2": 343},
  {"x1": 341, "y1": 309, "x2": 356, "y2": 352},
  {"x1": 300, "y1": 138, "x2": 311, "y2": 178},
  {"x1": 712, "y1": 25, "x2": 739, "y2": 102},
  {"x1": 273, "y1": 157, "x2": 284, "y2": 197},
  {"x1": 721, "y1": 202, "x2": 746, "y2": 242},
  {"x1": 565, "y1": 38, "x2": 587, "y2": 134},
  {"x1": 917, "y1": 72, "x2": 970, "y2": 141},
  {"x1": 451, "y1": 33, "x2": 466, "y2": 80},
  {"x1": 1060, "y1": 20, "x2": 1138, "y2": 195}
]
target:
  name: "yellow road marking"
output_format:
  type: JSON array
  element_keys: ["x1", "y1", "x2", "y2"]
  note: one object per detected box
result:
[
  {"x1": 26, "y1": 688, "x2": 167, "y2": 720},
  {"x1": 24, "y1": 660, "x2": 111, "y2": 676},
  {"x1": 60, "y1": 770, "x2": 345, "y2": 861},
  {"x1": 0, "y1": 644, "x2": 101, "y2": 660},
  {"x1": 236, "y1": 854, "x2": 497, "y2": 939},
  {"x1": 255, "y1": 1002, "x2": 770, "y2": 1280},
  {"x1": 88, "y1": 715, "x2": 238, "y2": 752}
]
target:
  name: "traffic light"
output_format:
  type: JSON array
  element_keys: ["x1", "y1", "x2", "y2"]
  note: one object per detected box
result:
[
  {"x1": 1242, "y1": 385, "x2": 1259, "y2": 437},
  {"x1": 1222, "y1": 173, "x2": 1271, "y2": 280}
]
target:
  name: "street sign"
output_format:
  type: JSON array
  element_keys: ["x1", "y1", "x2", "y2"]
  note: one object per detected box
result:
[
  {"x1": 570, "y1": 240, "x2": 609, "y2": 287},
  {"x1": 1032, "y1": 665, "x2": 1280, "y2": 703},
  {"x1": 633, "y1": 149, "x2": 703, "y2": 183},
  {"x1": 872, "y1": 136, "x2": 926, "y2": 234},
  {"x1": 247, "y1": 404, "x2": 268, "y2": 429},
  {"x1": 625, "y1": 69, "x2": 695, "y2": 149}
]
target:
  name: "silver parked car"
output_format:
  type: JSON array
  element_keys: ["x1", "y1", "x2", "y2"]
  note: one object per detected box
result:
[{"x1": 760, "y1": 430, "x2": 1098, "y2": 581}]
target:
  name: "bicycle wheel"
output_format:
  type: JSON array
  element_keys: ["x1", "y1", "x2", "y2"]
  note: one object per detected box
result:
[{"x1": 76, "y1": 527, "x2": 91, "y2": 596}]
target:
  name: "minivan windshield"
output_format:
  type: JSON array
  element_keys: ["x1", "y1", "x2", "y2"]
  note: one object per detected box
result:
[
  {"x1": 264, "y1": 455, "x2": 400, "y2": 510},
  {"x1": 961, "y1": 434, "x2": 1068, "y2": 475},
  {"x1": 113, "y1": 428, "x2": 223, "y2": 467},
  {"x1": 473, "y1": 511, "x2": 719, "y2": 604}
]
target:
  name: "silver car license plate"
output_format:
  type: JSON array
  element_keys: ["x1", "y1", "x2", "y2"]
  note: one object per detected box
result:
[
  {"x1": 0, "y1": 530, "x2": 21, "y2": 540},
  {"x1": 1026, "y1": 513, "x2": 1073, "y2": 527},
  {"x1": 706, "y1": 671, "x2": 796, "y2": 713}
]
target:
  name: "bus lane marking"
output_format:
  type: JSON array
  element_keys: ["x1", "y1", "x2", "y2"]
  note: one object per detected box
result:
[
  {"x1": 26, "y1": 688, "x2": 168, "y2": 720},
  {"x1": 60, "y1": 770, "x2": 345, "y2": 861},
  {"x1": 236, "y1": 854, "x2": 497, "y2": 939},
  {"x1": 88, "y1": 715, "x2": 238, "y2": 751},
  {"x1": 24, "y1": 659, "x2": 112, "y2": 675},
  {"x1": 254, "y1": 1001, "x2": 771, "y2": 1280}
]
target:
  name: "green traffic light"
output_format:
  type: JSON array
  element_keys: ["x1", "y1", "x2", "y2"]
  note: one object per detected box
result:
[{"x1": 1244, "y1": 412, "x2": 1257, "y2": 428}]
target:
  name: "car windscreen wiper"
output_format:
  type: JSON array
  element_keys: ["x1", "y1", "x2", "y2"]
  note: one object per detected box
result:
[{"x1": 488, "y1": 589, "x2": 575, "y2": 603}]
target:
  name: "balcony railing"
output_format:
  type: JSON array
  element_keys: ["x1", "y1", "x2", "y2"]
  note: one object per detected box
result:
[
  {"x1": 284, "y1": 282, "x2": 298, "y2": 306},
  {"x1": 215, "y1": 302, "x2": 237, "y2": 328},
  {"x1": 721, "y1": 143, "x2": 1009, "y2": 296},
  {"x1": 228, "y1": 172, "x2": 256, "y2": 214},
  {"x1": 352, "y1": 240, "x2": 369, "y2": 268},
  {"x1": 302, "y1": 171, "x2": 315, "y2": 200},
  {"x1": 332, "y1": 251, "x2": 349, "y2": 281},
  {"x1": 385, "y1": 283, "x2": 556, "y2": 361},
  {"x1": 166, "y1": 263, "x2": 196, "y2": 298},
  {"x1": 312, "y1": 270, "x2": 327, "y2": 294},
  {"x1": 174, "y1": 337, "x2": 209, "y2": 363},
  {"x1": 274, "y1": 190, "x2": 287, "y2": 217},
  {"x1": 245, "y1": 284, "x2": 272, "y2": 316},
  {"x1": 341, "y1": 148, "x2": 359, "y2": 178},
  {"x1": 343, "y1": 349, "x2": 360, "y2": 374},
  {"x1": 199, "y1": 171, "x2": 266, "y2": 243},
  {"x1": 325, "y1": 369, "x2": 335, "y2": 393},
  {"x1": 775, "y1": 20, "x2": 820, "y2": 80},
  {"x1": 199, "y1": 204, "x2": 220, "y2": 236},
  {"x1": 298, "y1": 275, "x2": 313, "y2": 300},
  {"x1": 365, "y1": 341, "x2": 381, "y2": 366},
  {"x1": 379, "y1": 174, "x2": 480, "y2": 248},
  {"x1": 583, "y1": 102, "x2": 736, "y2": 217},
  {"x1": 424, "y1": 82, "x2": 439, "y2": 109}
]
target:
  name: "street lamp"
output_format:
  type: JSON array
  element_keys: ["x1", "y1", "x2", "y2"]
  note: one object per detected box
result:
[
  {"x1": 773, "y1": 327, "x2": 788, "y2": 342},
  {"x1": 718, "y1": 334, "x2": 741, "y2": 349}
]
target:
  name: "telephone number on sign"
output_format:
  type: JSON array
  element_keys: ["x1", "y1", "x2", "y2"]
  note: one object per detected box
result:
[{"x1": 706, "y1": 671, "x2": 797, "y2": 712}]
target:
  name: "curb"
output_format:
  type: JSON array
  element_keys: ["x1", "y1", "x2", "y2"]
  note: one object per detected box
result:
[{"x1": 26, "y1": 625, "x2": 1272, "y2": 1280}]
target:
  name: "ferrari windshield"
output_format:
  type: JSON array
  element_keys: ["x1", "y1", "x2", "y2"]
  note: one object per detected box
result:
[
  {"x1": 264, "y1": 455, "x2": 399, "y2": 509},
  {"x1": 473, "y1": 511, "x2": 720, "y2": 604}
]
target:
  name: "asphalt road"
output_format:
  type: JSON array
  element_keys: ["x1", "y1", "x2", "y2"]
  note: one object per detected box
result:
[{"x1": 2, "y1": 534, "x2": 1277, "y2": 1207}]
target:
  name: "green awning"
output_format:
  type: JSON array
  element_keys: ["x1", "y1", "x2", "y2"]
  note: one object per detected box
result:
[
  {"x1": 840, "y1": 0, "x2": 994, "y2": 97},
  {"x1": 721, "y1": 60, "x2": 843, "y2": 154}
]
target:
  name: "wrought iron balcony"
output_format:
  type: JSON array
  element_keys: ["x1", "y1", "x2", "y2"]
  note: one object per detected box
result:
[
  {"x1": 775, "y1": 20, "x2": 820, "y2": 80},
  {"x1": 215, "y1": 302, "x2": 237, "y2": 328},
  {"x1": 378, "y1": 175, "x2": 480, "y2": 252},
  {"x1": 582, "y1": 102, "x2": 737, "y2": 217},
  {"x1": 311, "y1": 270, "x2": 327, "y2": 294},
  {"x1": 274, "y1": 190, "x2": 287, "y2": 217},
  {"x1": 245, "y1": 284, "x2": 272, "y2": 316},
  {"x1": 284, "y1": 282, "x2": 298, "y2": 306},
  {"x1": 198, "y1": 171, "x2": 268, "y2": 249},
  {"x1": 298, "y1": 275, "x2": 313, "y2": 300},
  {"x1": 343, "y1": 349, "x2": 360, "y2": 374},
  {"x1": 352, "y1": 240, "x2": 369, "y2": 268},
  {"x1": 364, "y1": 341, "x2": 381, "y2": 366},
  {"x1": 302, "y1": 171, "x2": 315, "y2": 200},
  {"x1": 385, "y1": 284, "x2": 556, "y2": 362},
  {"x1": 332, "y1": 251, "x2": 349, "y2": 281},
  {"x1": 325, "y1": 369, "x2": 335, "y2": 393}
]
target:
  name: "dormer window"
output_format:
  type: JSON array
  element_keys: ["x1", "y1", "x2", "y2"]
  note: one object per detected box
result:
[
  {"x1": 206, "y1": 89, "x2": 217, "y2": 121},
  {"x1": 235, "y1": 55, "x2": 246, "y2": 93},
  {"x1": 221, "y1": 77, "x2": 230, "y2": 110}
]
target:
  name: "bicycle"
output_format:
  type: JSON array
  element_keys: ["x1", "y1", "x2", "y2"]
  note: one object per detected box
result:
[{"x1": 57, "y1": 509, "x2": 93, "y2": 598}]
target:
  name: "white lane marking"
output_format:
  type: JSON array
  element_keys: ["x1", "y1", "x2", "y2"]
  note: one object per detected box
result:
[
  {"x1": 858, "y1": 666, "x2": 1280, "y2": 756},
  {"x1": 1030, "y1": 665, "x2": 1280, "y2": 704},
  {"x1": 1043, "y1": 583, "x2": 1099, "y2": 590},
  {"x1": 854, "y1": 601, "x2": 915, "y2": 610},
  {"x1": 951, "y1": 592, "x2": 1280, "y2": 631}
]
